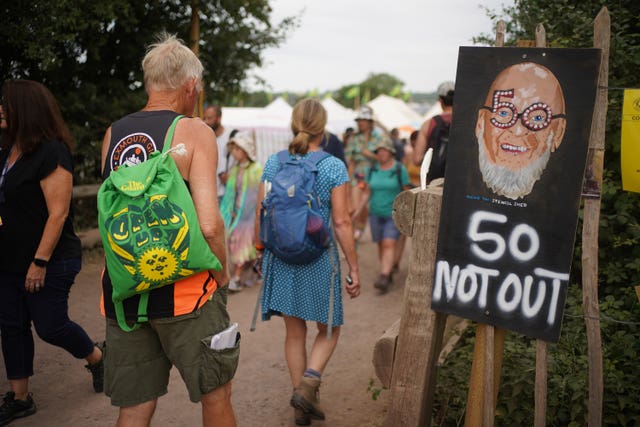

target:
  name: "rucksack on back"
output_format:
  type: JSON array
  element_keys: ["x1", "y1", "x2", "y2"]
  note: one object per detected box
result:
[
  {"x1": 259, "y1": 150, "x2": 332, "y2": 264},
  {"x1": 97, "y1": 115, "x2": 222, "y2": 332},
  {"x1": 427, "y1": 115, "x2": 450, "y2": 181}
]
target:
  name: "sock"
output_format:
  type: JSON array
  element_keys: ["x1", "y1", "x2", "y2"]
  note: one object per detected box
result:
[{"x1": 303, "y1": 368, "x2": 321, "y2": 380}]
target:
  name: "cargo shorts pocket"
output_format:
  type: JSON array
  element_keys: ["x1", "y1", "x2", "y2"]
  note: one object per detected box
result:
[{"x1": 199, "y1": 333, "x2": 241, "y2": 393}]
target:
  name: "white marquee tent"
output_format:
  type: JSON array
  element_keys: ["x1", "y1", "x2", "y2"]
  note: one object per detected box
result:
[
  {"x1": 423, "y1": 101, "x2": 443, "y2": 121},
  {"x1": 222, "y1": 97, "x2": 293, "y2": 165},
  {"x1": 322, "y1": 97, "x2": 356, "y2": 136},
  {"x1": 367, "y1": 94, "x2": 424, "y2": 138},
  {"x1": 222, "y1": 97, "x2": 361, "y2": 164}
]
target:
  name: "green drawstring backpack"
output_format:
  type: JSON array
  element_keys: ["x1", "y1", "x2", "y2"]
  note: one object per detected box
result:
[{"x1": 97, "y1": 115, "x2": 222, "y2": 331}]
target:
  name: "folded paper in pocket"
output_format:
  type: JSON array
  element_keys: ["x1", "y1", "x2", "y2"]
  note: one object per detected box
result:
[{"x1": 210, "y1": 322, "x2": 238, "y2": 350}]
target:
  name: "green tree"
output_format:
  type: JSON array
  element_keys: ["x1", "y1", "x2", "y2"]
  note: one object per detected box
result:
[
  {"x1": 0, "y1": 0, "x2": 296, "y2": 183},
  {"x1": 434, "y1": 1, "x2": 640, "y2": 425},
  {"x1": 335, "y1": 72, "x2": 405, "y2": 109}
]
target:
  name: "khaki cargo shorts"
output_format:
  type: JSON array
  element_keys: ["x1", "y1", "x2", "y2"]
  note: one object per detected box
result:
[{"x1": 104, "y1": 288, "x2": 240, "y2": 407}]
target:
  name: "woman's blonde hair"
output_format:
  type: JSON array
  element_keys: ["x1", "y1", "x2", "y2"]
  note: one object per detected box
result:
[
  {"x1": 142, "y1": 33, "x2": 203, "y2": 92},
  {"x1": 289, "y1": 98, "x2": 327, "y2": 155}
]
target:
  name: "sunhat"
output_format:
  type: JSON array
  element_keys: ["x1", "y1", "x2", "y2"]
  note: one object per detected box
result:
[{"x1": 227, "y1": 131, "x2": 257, "y2": 161}]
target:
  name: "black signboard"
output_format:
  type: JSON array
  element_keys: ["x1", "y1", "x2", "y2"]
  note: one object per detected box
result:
[{"x1": 431, "y1": 47, "x2": 600, "y2": 342}]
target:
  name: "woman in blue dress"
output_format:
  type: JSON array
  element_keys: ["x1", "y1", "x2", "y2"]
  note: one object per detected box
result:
[{"x1": 255, "y1": 98, "x2": 360, "y2": 425}]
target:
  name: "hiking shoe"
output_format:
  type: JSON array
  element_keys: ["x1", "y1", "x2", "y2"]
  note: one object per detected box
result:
[
  {"x1": 228, "y1": 278, "x2": 243, "y2": 293},
  {"x1": 391, "y1": 263, "x2": 399, "y2": 275},
  {"x1": 294, "y1": 408, "x2": 311, "y2": 426},
  {"x1": 0, "y1": 392, "x2": 36, "y2": 426},
  {"x1": 374, "y1": 274, "x2": 391, "y2": 292},
  {"x1": 290, "y1": 377, "x2": 325, "y2": 420},
  {"x1": 85, "y1": 341, "x2": 105, "y2": 393}
]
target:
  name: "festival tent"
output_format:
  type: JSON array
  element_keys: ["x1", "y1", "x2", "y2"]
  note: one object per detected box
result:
[
  {"x1": 367, "y1": 94, "x2": 424, "y2": 138},
  {"x1": 321, "y1": 97, "x2": 356, "y2": 136},
  {"x1": 423, "y1": 101, "x2": 443, "y2": 121},
  {"x1": 222, "y1": 97, "x2": 293, "y2": 165}
]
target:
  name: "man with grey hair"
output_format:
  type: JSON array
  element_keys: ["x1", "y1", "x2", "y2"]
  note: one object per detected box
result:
[
  {"x1": 100, "y1": 33, "x2": 237, "y2": 426},
  {"x1": 475, "y1": 62, "x2": 566, "y2": 199}
]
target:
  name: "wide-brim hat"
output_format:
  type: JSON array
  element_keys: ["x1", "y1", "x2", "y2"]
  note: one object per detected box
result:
[
  {"x1": 373, "y1": 137, "x2": 396, "y2": 155},
  {"x1": 227, "y1": 131, "x2": 257, "y2": 161},
  {"x1": 355, "y1": 105, "x2": 374, "y2": 121}
]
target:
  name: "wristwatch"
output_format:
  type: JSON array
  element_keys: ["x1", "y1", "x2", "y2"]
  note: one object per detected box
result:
[{"x1": 33, "y1": 258, "x2": 49, "y2": 267}]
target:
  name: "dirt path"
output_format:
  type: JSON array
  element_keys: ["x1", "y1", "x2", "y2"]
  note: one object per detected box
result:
[{"x1": 1, "y1": 234, "x2": 409, "y2": 427}]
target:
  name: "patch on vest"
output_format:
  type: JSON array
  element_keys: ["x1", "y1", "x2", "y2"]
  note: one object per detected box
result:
[{"x1": 110, "y1": 132, "x2": 157, "y2": 171}]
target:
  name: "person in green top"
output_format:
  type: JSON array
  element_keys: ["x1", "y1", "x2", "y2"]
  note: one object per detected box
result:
[{"x1": 352, "y1": 138, "x2": 411, "y2": 292}]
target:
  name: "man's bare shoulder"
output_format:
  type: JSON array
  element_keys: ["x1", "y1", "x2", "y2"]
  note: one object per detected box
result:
[
  {"x1": 175, "y1": 116, "x2": 216, "y2": 144},
  {"x1": 178, "y1": 116, "x2": 214, "y2": 132}
]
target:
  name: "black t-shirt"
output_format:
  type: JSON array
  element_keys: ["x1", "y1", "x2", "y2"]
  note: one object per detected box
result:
[
  {"x1": 0, "y1": 140, "x2": 82, "y2": 273},
  {"x1": 320, "y1": 132, "x2": 347, "y2": 165}
]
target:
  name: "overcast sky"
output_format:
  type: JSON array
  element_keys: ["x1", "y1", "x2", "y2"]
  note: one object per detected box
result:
[{"x1": 250, "y1": 0, "x2": 514, "y2": 94}]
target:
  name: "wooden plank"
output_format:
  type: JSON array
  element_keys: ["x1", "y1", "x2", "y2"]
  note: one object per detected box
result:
[
  {"x1": 535, "y1": 340, "x2": 547, "y2": 427},
  {"x1": 384, "y1": 186, "x2": 446, "y2": 427},
  {"x1": 581, "y1": 7, "x2": 610, "y2": 427},
  {"x1": 373, "y1": 318, "x2": 401, "y2": 389},
  {"x1": 392, "y1": 188, "x2": 417, "y2": 237}
]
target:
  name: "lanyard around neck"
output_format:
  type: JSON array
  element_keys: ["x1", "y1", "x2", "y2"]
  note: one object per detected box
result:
[{"x1": 0, "y1": 146, "x2": 18, "y2": 189}]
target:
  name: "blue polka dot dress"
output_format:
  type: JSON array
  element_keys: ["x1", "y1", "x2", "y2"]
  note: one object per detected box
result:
[{"x1": 260, "y1": 151, "x2": 349, "y2": 326}]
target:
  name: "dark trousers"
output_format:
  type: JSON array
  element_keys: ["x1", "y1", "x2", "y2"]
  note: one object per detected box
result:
[{"x1": 0, "y1": 258, "x2": 94, "y2": 379}]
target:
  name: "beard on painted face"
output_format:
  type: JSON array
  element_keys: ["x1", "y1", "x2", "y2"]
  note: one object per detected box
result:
[{"x1": 477, "y1": 120, "x2": 553, "y2": 200}]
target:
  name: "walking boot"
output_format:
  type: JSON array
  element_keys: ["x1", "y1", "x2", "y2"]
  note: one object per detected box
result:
[
  {"x1": 290, "y1": 377, "x2": 325, "y2": 420},
  {"x1": 294, "y1": 408, "x2": 311, "y2": 426},
  {"x1": 374, "y1": 274, "x2": 391, "y2": 292}
]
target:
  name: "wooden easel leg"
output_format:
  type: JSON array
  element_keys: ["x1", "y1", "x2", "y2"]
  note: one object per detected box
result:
[{"x1": 464, "y1": 325, "x2": 505, "y2": 427}]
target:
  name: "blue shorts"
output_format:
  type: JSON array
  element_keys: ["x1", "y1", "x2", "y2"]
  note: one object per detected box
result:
[{"x1": 368, "y1": 214, "x2": 400, "y2": 242}]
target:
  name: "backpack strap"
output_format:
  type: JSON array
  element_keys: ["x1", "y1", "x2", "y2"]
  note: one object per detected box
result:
[
  {"x1": 306, "y1": 150, "x2": 331, "y2": 167},
  {"x1": 395, "y1": 161, "x2": 403, "y2": 189},
  {"x1": 276, "y1": 150, "x2": 291, "y2": 165},
  {"x1": 367, "y1": 164, "x2": 377, "y2": 182},
  {"x1": 161, "y1": 115, "x2": 185, "y2": 154}
]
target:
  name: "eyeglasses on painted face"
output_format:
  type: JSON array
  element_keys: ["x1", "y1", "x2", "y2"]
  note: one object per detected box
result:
[{"x1": 480, "y1": 89, "x2": 565, "y2": 132}]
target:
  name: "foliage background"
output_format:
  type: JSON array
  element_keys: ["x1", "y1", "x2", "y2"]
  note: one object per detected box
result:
[
  {"x1": 433, "y1": 1, "x2": 640, "y2": 425},
  {"x1": 0, "y1": 0, "x2": 297, "y2": 183}
]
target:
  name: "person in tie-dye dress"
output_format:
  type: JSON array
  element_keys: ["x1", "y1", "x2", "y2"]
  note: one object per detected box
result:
[{"x1": 220, "y1": 131, "x2": 263, "y2": 292}]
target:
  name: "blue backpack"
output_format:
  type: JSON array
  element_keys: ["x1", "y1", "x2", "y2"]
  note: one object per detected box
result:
[{"x1": 260, "y1": 150, "x2": 332, "y2": 264}]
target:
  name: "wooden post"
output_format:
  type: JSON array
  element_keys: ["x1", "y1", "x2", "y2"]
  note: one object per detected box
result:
[
  {"x1": 534, "y1": 341, "x2": 547, "y2": 427},
  {"x1": 464, "y1": 326, "x2": 505, "y2": 427},
  {"x1": 464, "y1": 21, "x2": 507, "y2": 427},
  {"x1": 189, "y1": 0, "x2": 204, "y2": 118},
  {"x1": 384, "y1": 186, "x2": 447, "y2": 427},
  {"x1": 533, "y1": 25, "x2": 549, "y2": 427},
  {"x1": 581, "y1": 7, "x2": 609, "y2": 427}
]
